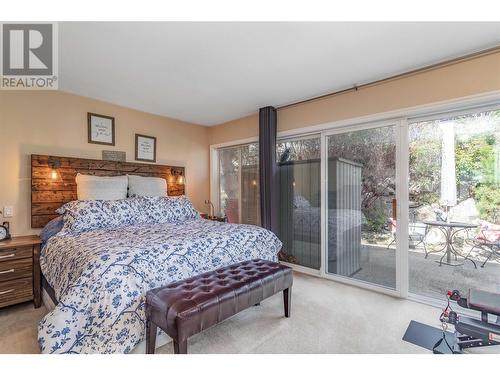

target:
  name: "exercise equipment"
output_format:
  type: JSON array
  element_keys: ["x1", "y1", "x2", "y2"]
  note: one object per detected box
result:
[
  {"x1": 439, "y1": 288, "x2": 500, "y2": 352},
  {"x1": 403, "y1": 288, "x2": 500, "y2": 353}
]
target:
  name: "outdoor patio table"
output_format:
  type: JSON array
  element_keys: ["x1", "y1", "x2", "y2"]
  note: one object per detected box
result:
[{"x1": 422, "y1": 220, "x2": 478, "y2": 268}]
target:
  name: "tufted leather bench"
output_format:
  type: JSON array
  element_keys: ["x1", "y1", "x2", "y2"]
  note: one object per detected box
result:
[{"x1": 145, "y1": 259, "x2": 293, "y2": 354}]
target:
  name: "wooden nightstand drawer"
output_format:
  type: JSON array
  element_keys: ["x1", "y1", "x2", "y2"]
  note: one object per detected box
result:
[
  {"x1": 0, "y1": 246, "x2": 33, "y2": 262},
  {"x1": 0, "y1": 257, "x2": 33, "y2": 283},
  {"x1": 0, "y1": 277, "x2": 33, "y2": 308},
  {"x1": 0, "y1": 235, "x2": 41, "y2": 309}
]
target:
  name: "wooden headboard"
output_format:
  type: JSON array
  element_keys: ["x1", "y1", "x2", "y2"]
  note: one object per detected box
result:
[{"x1": 31, "y1": 154, "x2": 185, "y2": 228}]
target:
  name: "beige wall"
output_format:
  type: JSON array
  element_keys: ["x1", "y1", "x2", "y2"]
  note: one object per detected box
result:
[
  {"x1": 209, "y1": 51, "x2": 500, "y2": 145},
  {"x1": 0, "y1": 91, "x2": 210, "y2": 236},
  {"x1": 2, "y1": 51, "x2": 499, "y2": 235}
]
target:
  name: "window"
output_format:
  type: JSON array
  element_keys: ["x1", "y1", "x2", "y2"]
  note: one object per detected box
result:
[
  {"x1": 408, "y1": 109, "x2": 500, "y2": 299},
  {"x1": 327, "y1": 126, "x2": 396, "y2": 287},
  {"x1": 277, "y1": 135, "x2": 321, "y2": 269},
  {"x1": 216, "y1": 143, "x2": 260, "y2": 225}
]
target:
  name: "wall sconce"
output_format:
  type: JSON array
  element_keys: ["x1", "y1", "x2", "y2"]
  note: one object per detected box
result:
[
  {"x1": 171, "y1": 168, "x2": 185, "y2": 185},
  {"x1": 48, "y1": 158, "x2": 61, "y2": 180},
  {"x1": 252, "y1": 179, "x2": 257, "y2": 186}
]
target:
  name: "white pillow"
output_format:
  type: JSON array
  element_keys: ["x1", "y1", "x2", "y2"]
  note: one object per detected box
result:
[
  {"x1": 75, "y1": 174, "x2": 128, "y2": 200},
  {"x1": 127, "y1": 175, "x2": 168, "y2": 197}
]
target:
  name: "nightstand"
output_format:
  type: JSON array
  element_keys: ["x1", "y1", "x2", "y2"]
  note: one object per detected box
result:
[{"x1": 0, "y1": 235, "x2": 41, "y2": 309}]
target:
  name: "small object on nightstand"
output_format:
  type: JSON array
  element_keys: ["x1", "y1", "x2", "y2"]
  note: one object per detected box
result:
[
  {"x1": 204, "y1": 200, "x2": 215, "y2": 218},
  {"x1": 207, "y1": 216, "x2": 227, "y2": 222},
  {"x1": 0, "y1": 235, "x2": 42, "y2": 309},
  {"x1": 0, "y1": 221, "x2": 11, "y2": 241},
  {"x1": 200, "y1": 213, "x2": 226, "y2": 222}
]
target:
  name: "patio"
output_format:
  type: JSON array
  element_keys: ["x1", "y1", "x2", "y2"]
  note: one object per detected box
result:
[{"x1": 352, "y1": 243, "x2": 500, "y2": 300}]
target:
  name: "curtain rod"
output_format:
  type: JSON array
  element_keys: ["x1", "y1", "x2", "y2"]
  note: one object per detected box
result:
[{"x1": 277, "y1": 45, "x2": 500, "y2": 111}]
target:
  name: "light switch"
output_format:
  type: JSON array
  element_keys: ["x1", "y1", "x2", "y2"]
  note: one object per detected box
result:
[{"x1": 3, "y1": 206, "x2": 13, "y2": 218}]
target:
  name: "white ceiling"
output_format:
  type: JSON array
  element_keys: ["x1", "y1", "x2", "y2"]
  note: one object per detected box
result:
[{"x1": 59, "y1": 22, "x2": 500, "y2": 126}]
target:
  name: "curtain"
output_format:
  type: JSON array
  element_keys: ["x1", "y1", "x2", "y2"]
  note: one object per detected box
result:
[{"x1": 259, "y1": 106, "x2": 279, "y2": 233}]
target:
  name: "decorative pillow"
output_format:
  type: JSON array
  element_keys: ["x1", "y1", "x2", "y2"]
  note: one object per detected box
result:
[
  {"x1": 56, "y1": 198, "x2": 145, "y2": 234},
  {"x1": 39, "y1": 216, "x2": 64, "y2": 242},
  {"x1": 127, "y1": 175, "x2": 168, "y2": 197},
  {"x1": 140, "y1": 196, "x2": 199, "y2": 224},
  {"x1": 76, "y1": 174, "x2": 128, "y2": 200}
]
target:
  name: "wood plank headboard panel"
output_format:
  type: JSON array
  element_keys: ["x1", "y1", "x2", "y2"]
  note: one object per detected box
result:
[{"x1": 31, "y1": 154, "x2": 185, "y2": 228}]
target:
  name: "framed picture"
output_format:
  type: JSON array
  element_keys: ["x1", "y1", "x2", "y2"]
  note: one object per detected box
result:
[
  {"x1": 88, "y1": 113, "x2": 115, "y2": 145},
  {"x1": 135, "y1": 134, "x2": 156, "y2": 162}
]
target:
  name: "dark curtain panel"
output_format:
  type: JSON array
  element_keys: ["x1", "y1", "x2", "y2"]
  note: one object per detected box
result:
[{"x1": 259, "y1": 106, "x2": 279, "y2": 233}]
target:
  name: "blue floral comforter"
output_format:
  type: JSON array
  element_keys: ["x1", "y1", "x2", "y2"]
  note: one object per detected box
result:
[{"x1": 38, "y1": 219, "x2": 281, "y2": 354}]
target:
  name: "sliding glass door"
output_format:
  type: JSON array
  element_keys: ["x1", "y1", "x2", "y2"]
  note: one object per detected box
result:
[
  {"x1": 217, "y1": 143, "x2": 260, "y2": 225},
  {"x1": 277, "y1": 135, "x2": 321, "y2": 269},
  {"x1": 325, "y1": 124, "x2": 398, "y2": 290},
  {"x1": 408, "y1": 108, "x2": 500, "y2": 300},
  {"x1": 212, "y1": 101, "x2": 498, "y2": 302}
]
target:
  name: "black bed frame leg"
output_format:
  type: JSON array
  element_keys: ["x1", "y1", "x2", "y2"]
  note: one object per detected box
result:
[
  {"x1": 146, "y1": 319, "x2": 157, "y2": 354},
  {"x1": 283, "y1": 287, "x2": 291, "y2": 318}
]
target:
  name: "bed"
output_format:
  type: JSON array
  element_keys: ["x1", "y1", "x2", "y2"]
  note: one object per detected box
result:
[
  {"x1": 38, "y1": 217, "x2": 280, "y2": 354},
  {"x1": 32, "y1": 155, "x2": 282, "y2": 354}
]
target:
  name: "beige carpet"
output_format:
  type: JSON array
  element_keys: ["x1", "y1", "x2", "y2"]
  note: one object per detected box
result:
[{"x1": 1, "y1": 272, "x2": 491, "y2": 354}]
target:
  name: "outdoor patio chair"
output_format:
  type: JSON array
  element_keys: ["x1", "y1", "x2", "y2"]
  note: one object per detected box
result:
[
  {"x1": 465, "y1": 221, "x2": 500, "y2": 268},
  {"x1": 387, "y1": 218, "x2": 428, "y2": 256}
]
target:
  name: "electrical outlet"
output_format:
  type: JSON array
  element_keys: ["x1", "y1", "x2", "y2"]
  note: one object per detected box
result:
[{"x1": 3, "y1": 206, "x2": 13, "y2": 218}]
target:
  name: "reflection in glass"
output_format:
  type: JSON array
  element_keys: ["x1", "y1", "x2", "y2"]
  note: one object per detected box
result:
[
  {"x1": 277, "y1": 136, "x2": 321, "y2": 269},
  {"x1": 218, "y1": 143, "x2": 260, "y2": 225},
  {"x1": 327, "y1": 126, "x2": 396, "y2": 289}
]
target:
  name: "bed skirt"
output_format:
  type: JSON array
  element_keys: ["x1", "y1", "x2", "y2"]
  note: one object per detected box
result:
[{"x1": 40, "y1": 272, "x2": 170, "y2": 354}]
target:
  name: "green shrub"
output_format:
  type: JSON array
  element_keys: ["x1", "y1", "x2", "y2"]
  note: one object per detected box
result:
[
  {"x1": 474, "y1": 183, "x2": 500, "y2": 223},
  {"x1": 363, "y1": 208, "x2": 388, "y2": 232}
]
